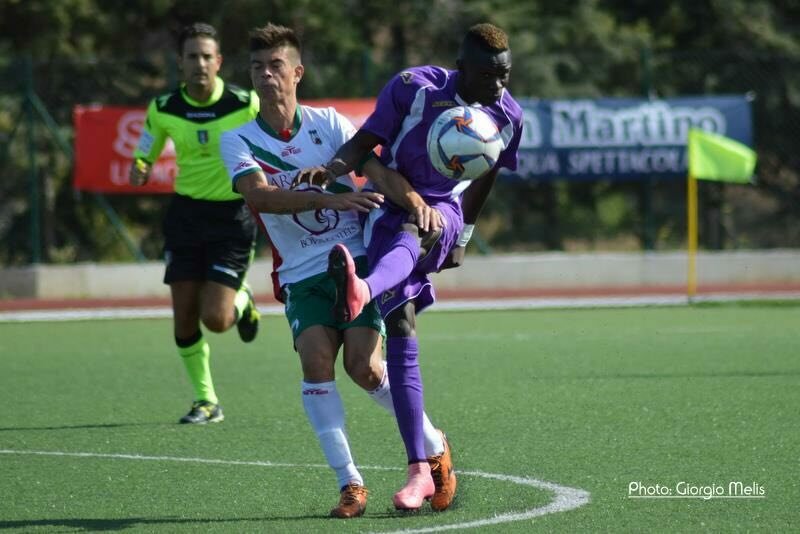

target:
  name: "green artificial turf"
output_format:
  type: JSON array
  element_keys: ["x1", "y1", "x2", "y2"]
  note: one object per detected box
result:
[{"x1": 1, "y1": 305, "x2": 798, "y2": 532}]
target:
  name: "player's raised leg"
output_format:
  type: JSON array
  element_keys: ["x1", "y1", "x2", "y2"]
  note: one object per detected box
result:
[
  {"x1": 328, "y1": 243, "x2": 372, "y2": 323},
  {"x1": 328, "y1": 220, "x2": 420, "y2": 323}
]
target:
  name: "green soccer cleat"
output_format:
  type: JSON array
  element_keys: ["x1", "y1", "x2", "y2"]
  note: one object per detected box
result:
[
  {"x1": 179, "y1": 400, "x2": 224, "y2": 424},
  {"x1": 236, "y1": 284, "x2": 260, "y2": 343}
]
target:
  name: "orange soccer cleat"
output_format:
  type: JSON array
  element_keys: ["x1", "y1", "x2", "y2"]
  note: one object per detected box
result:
[
  {"x1": 330, "y1": 482, "x2": 368, "y2": 518},
  {"x1": 428, "y1": 430, "x2": 457, "y2": 511}
]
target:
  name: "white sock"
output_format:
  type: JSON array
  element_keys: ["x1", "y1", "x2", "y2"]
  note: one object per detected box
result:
[
  {"x1": 367, "y1": 362, "x2": 444, "y2": 457},
  {"x1": 301, "y1": 380, "x2": 363, "y2": 489}
]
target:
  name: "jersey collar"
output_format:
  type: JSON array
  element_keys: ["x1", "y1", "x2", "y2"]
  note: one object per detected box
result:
[
  {"x1": 180, "y1": 76, "x2": 225, "y2": 107},
  {"x1": 255, "y1": 106, "x2": 302, "y2": 141},
  {"x1": 455, "y1": 91, "x2": 504, "y2": 108}
]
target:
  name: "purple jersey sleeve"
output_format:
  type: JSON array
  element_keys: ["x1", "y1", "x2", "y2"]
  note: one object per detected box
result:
[
  {"x1": 360, "y1": 70, "x2": 422, "y2": 144},
  {"x1": 495, "y1": 93, "x2": 523, "y2": 172}
]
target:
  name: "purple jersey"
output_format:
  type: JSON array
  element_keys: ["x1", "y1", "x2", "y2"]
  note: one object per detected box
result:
[{"x1": 361, "y1": 65, "x2": 524, "y2": 203}]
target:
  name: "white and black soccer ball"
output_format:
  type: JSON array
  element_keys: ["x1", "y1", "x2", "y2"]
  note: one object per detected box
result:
[{"x1": 426, "y1": 106, "x2": 503, "y2": 181}]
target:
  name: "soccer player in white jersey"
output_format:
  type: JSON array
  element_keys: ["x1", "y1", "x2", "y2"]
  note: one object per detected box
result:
[{"x1": 219, "y1": 23, "x2": 451, "y2": 519}]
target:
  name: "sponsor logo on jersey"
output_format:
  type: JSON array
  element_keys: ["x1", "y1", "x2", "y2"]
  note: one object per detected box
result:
[
  {"x1": 432, "y1": 100, "x2": 457, "y2": 107},
  {"x1": 187, "y1": 111, "x2": 216, "y2": 119},
  {"x1": 308, "y1": 129, "x2": 322, "y2": 145},
  {"x1": 294, "y1": 207, "x2": 340, "y2": 237},
  {"x1": 234, "y1": 161, "x2": 250, "y2": 172},
  {"x1": 270, "y1": 171, "x2": 296, "y2": 189},
  {"x1": 281, "y1": 145, "x2": 301, "y2": 157},
  {"x1": 136, "y1": 130, "x2": 155, "y2": 155},
  {"x1": 400, "y1": 71, "x2": 414, "y2": 84},
  {"x1": 380, "y1": 289, "x2": 396, "y2": 305},
  {"x1": 197, "y1": 130, "x2": 209, "y2": 144}
]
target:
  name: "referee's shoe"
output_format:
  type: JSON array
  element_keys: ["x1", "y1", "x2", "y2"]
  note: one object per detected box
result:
[{"x1": 236, "y1": 284, "x2": 260, "y2": 343}]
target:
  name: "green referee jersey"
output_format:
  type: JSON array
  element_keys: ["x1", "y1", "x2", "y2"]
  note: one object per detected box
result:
[{"x1": 134, "y1": 77, "x2": 259, "y2": 201}]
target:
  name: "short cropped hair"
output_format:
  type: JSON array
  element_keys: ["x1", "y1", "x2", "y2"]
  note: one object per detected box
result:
[
  {"x1": 178, "y1": 22, "x2": 219, "y2": 55},
  {"x1": 249, "y1": 23, "x2": 302, "y2": 55},
  {"x1": 462, "y1": 23, "x2": 509, "y2": 53}
]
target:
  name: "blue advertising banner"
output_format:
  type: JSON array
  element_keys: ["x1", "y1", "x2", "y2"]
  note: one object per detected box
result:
[{"x1": 507, "y1": 95, "x2": 753, "y2": 181}]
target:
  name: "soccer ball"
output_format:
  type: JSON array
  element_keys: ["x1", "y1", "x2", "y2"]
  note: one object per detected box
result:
[{"x1": 426, "y1": 106, "x2": 503, "y2": 181}]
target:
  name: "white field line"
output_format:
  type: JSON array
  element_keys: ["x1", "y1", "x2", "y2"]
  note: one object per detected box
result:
[
  {"x1": 1, "y1": 291, "x2": 799, "y2": 323},
  {"x1": 0, "y1": 448, "x2": 590, "y2": 532}
]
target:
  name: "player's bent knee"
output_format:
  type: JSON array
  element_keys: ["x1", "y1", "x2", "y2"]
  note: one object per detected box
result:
[
  {"x1": 343, "y1": 356, "x2": 375, "y2": 384},
  {"x1": 299, "y1": 353, "x2": 336, "y2": 383},
  {"x1": 201, "y1": 311, "x2": 232, "y2": 333}
]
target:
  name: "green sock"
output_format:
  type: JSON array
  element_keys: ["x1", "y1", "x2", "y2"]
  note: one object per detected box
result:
[
  {"x1": 178, "y1": 337, "x2": 218, "y2": 405},
  {"x1": 233, "y1": 285, "x2": 250, "y2": 320}
]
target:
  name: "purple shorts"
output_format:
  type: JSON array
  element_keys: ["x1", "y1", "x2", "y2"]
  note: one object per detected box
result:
[{"x1": 363, "y1": 200, "x2": 463, "y2": 317}]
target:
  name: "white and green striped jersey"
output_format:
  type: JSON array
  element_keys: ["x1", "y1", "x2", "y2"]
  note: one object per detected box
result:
[{"x1": 220, "y1": 105, "x2": 367, "y2": 287}]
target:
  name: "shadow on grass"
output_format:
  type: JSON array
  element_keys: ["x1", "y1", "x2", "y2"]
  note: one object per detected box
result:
[
  {"x1": 0, "y1": 422, "x2": 172, "y2": 432},
  {"x1": 0, "y1": 514, "x2": 329, "y2": 531},
  {"x1": 0, "y1": 508, "x2": 442, "y2": 531}
]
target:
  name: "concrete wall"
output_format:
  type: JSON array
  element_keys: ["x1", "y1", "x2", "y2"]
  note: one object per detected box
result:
[{"x1": 2, "y1": 250, "x2": 799, "y2": 299}]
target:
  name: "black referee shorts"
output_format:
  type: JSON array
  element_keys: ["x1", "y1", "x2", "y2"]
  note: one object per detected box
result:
[{"x1": 162, "y1": 193, "x2": 257, "y2": 289}]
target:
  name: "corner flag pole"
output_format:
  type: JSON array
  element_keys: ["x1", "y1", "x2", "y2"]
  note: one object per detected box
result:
[
  {"x1": 687, "y1": 173, "x2": 698, "y2": 299},
  {"x1": 686, "y1": 127, "x2": 757, "y2": 302}
]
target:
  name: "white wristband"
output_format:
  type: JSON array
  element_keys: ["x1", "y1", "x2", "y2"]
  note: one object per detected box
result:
[{"x1": 456, "y1": 224, "x2": 475, "y2": 247}]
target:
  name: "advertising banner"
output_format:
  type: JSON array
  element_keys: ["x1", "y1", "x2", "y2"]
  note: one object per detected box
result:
[
  {"x1": 72, "y1": 99, "x2": 376, "y2": 194},
  {"x1": 512, "y1": 95, "x2": 753, "y2": 181},
  {"x1": 73, "y1": 96, "x2": 753, "y2": 191},
  {"x1": 73, "y1": 105, "x2": 177, "y2": 193}
]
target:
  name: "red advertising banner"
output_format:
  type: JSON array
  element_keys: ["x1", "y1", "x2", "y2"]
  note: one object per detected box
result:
[
  {"x1": 73, "y1": 105, "x2": 177, "y2": 193},
  {"x1": 72, "y1": 99, "x2": 376, "y2": 194}
]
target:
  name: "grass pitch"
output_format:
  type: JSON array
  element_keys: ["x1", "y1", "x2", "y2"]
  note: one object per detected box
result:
[{"x1": 1, "y1": 304, "x2": 798, "y2": 532}]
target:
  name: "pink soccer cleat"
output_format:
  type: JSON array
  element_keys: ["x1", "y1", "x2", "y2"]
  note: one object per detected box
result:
[
  {"x1": 392, "y1": 461, "x2": 435, "y2": 510},
  {"x1": 328, "y1": 243, "x2": 371, "y2": 322}
]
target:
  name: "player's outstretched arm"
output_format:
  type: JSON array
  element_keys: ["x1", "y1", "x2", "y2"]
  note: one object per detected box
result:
[
  {"x1": 294, "y1": 130, "x2": 383, "y2": 188},
  {"x1": 237, "y1": 171, "x2": 383, "y2": 214},
  {"x1": 362, "y1": 159, "x2": 442, "y2": 233},
  {"x1": 460, "y1": 168, "x2": 499, "y2": 224},
  {"x1": 439, "y1": 168, "x2": 500, "y2": 271}
]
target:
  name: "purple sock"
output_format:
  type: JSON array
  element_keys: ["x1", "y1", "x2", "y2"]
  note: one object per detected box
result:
[
  {"x1": 386, "y1": 336, "x2": 427, "y2": 463},
  {"x1": 365, "y1": 231, "x2": 418, "y2": 298}
]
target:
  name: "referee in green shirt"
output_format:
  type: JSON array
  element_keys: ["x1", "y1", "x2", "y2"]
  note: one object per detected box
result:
[{"x1": 129, "y1": 22, "x2": 261, "y2": 424}]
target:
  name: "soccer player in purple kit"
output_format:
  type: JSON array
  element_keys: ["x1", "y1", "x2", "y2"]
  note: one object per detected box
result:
[{"x1": 297, "y1": 23, "x2": 523, "y2": 511}]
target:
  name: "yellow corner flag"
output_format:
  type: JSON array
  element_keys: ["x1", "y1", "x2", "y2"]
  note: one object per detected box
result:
[
  {"x1": 688, "y1": 128, "x2": 757, "y2": 183},
  {"x1": 685, "y1": 127, "x2": 756, "y2": 299}
]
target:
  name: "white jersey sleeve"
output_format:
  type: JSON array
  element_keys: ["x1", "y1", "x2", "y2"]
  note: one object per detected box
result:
[
  {"x1": 220, "y1": 128, "x2": 262, "y2": 192},
  {"x1": 327, "y1": 107, "x2": 357, "y2": 148}
]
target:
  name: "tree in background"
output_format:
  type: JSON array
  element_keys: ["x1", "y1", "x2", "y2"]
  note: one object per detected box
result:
[{"x1": 1, "y1": 0, "x2": 798, "y2": 264}]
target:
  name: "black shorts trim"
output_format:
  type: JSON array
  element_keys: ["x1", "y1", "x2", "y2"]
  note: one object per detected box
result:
[{"x1": 162, "y1": 194, "x2": 257, "y2": 286}]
